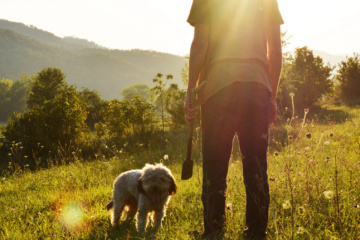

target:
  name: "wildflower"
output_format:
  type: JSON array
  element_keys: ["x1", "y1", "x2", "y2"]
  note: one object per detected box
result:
[
  {"x1": 297, "y1": 206, "x2": 306, "y2": 215},
  {"x1": 163, "y1": 154, "x2": 169, "y2": 160},
  {"x1": 29, "y1": 217, "x2": 33, "y2": 221},
  {"x1": 226, "y1": 203, "x2": 232, "y2": 210},
  {"x1": 324, "y1": 141, "x2": 330, "y2": 145},
  {"x1": 297, "y1": 227, "x2": 305, "y2": 234},
  {"x1": 325, "y1": 156, "x2": 330, "y2": 162},
  {"x1": 38, "y1": 212, "x2": 42, "y2": 215},
  {"x1": 289, "y1": 93, "x2": 295, "y2": 98},
  {"x1": 11, "y1": 208, "x2": 15, "y2": 212},
  {"x1": 24, "y1": 156, "x2": 28, "y2": 159},
  {"x1": 323, "y1": 190, "x2": 334, "y2": 200},
  {"x1": 282, "y1": 200, "x2": 291, "y2": 210},
  {"x1": 304, "y1": 147, "x2": 310, "y2": 152},
  {"x1": 1, "y1": 177, "x2": 5, "y2": 181},
  {"x1": 306, "y1": 133, "x2": 311, "y2": 139}
]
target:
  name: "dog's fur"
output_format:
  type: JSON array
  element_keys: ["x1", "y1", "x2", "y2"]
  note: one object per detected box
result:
[{"x1": 106, "y1": 163, "x2": 177, "y2": 233}]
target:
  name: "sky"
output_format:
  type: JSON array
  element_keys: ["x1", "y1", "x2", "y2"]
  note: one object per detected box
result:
[{"x1": 1, "y1": 0, "x2": 360, "y2": 56}]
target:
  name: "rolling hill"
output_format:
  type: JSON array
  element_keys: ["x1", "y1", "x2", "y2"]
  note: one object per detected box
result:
[{"x1": 0, "y1": 19, "x2": 187, "y2": 100}]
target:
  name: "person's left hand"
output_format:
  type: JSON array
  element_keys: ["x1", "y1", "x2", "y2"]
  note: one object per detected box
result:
[{"x1": 184, "y1": 92, "x2": 198, "y2": 125}]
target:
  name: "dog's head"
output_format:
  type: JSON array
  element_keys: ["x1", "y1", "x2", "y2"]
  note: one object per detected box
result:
[{"x1": 137, "y1": 163, "x2": 177, "y2": 205}]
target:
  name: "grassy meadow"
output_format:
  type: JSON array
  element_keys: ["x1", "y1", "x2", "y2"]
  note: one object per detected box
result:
[{"x1": 0, "y1": 104, "x2": 360, "y2": 239}]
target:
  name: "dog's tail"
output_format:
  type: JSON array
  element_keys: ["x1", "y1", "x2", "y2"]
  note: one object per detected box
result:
[{"x1": 105, "y1": 201, "x2": 113, "y2": 211}]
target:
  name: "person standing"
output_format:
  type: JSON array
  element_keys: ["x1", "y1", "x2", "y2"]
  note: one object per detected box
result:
[{"x1": 184, "y1": 0, "x2": 284, "y2": 239}]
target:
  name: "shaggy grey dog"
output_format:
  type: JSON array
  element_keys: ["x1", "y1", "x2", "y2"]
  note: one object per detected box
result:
[{"x1": 106, "y1": 163, "x2": 177, "y2": 233}]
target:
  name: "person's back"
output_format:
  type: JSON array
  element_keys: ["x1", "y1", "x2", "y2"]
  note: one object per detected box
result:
[{"x1": 187, "y1": 0, "x2": 284, "y2": 104}]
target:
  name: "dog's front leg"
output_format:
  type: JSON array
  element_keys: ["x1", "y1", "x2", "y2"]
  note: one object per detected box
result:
[
  {"x1": 153, "y1": 209, "x2": 164, "y2": 229},
  {"x1": 136, "y1": 209, "x2": 148, "y2": 233}
]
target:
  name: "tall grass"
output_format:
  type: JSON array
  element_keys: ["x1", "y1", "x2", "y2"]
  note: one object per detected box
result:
[{"x1": 0, "y1": 105, "x2": 359, "y2": 239}]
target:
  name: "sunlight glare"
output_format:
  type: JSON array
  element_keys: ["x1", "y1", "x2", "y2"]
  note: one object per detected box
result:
[{"x1": 61, "y1": 204, "x2": 84, "y2": 229}]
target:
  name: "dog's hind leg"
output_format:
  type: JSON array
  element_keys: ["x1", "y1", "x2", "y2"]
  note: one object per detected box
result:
[{"x1": 111, "y1": 200, "x2": 125, "y2": 227}]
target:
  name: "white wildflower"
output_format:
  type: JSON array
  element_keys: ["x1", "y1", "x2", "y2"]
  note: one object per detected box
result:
[
  {"x1": 282, "y1": 200, "x2": 291, "y2": 209},
  {"x1": 323, "y1": 190, "x2": 334, "y2": 200}
]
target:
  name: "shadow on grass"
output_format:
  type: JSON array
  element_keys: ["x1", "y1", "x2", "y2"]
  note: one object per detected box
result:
[
  {"x1": 308, "y1": 106, "x2": 353, "y2": 124},
  {"x1": 86, "y1": 220, "x2": 160, "y2": 240}
]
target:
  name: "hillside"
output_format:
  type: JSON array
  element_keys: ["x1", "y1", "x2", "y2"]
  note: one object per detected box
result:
[
  {"x1": 0, "y1": 19, "x2": 186, "y2": 100},
  {"x1": 0, "y1": 105, "x2": 359, "y2": 239}
]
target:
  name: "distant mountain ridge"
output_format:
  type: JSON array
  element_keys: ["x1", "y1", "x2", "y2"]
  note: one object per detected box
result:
[
  {"x1": 0, "y1": 19, "x2": 350, "y2": 99},
  {"x1": 0, "y1": 19, "x2": 101, "y2": 50},
  {"x1": 0, "y1": 19, "x2": 186, "y2": 100},
  {"x1": 312, "y1": 50, "x2": 347, "y2": 69}
]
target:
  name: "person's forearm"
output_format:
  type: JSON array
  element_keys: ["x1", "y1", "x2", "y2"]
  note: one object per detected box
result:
[
  {"x1": 268, "y1": 48, "x2": 282, "y2": 101},
  {"x1": 187, "y1": 28, "x2": 208, "y2": 91}
]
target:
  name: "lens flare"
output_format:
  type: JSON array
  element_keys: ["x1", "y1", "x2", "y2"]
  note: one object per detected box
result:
[{"x1": 61, "y1": 203, "x2": 84, "y2": 229}]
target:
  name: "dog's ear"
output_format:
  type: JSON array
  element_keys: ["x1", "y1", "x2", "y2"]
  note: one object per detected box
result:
[
  {"x1": 168, "y1": 176, "x2": 177, "y2": 195},
  {"x1": 137, "y1": 177, "x2": 146, "y2": 194}
]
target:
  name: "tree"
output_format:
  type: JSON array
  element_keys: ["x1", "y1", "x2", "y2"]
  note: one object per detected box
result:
[
  {"x1": 2, "y1": 88, "x2": 87, "y2": 166},
  {"x1": 101, "y1": 99, "x2": 133, "y2": 139},
  {"x1": 181, "y1": 61, "x2": 189, "y2": 86},
  {"x1": 336, "y1": 53, "x2": 360, "y2": 103},
  {"x1": 121, "y1": 84, "x2": 151, "y2": 102},
  {"x1": 151, "y1": 73, "x2": 173, "y2": 131},
  {"x1": 131, "y1": 96, "x2": 154, "y2": 135},
  {"x1": 78, "y1": 88, "x2": 108, "y2": 130},
  {"x1": 284, "y1": 47, "x2": 334, "y2": 111},
  {"x1": 165, "y1": 83, "x2": 186, "y2": 128},
  {"x1": 0, "y1": 75, "x2": 31, "y2": 121},
  {"x1": 27, "y1": 67, "x2": 67, "y2": 109}
]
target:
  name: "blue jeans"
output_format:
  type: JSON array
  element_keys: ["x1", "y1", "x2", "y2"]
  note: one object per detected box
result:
[{"x1": 201, "y1": 82, "x2": 271, "y2": 235}]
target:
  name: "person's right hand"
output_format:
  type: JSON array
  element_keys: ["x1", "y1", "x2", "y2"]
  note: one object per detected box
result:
[
  {"x1": 269, "y1": 101, "x2": 277, "y2": 124},
  {"x1": 184, "y1": 92, "x2": 198, "y2": 125}
]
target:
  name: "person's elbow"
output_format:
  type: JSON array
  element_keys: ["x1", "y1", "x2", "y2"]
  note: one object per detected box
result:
[
  {"x1": 267, "y1": 25, "x2": 282, "y2": 57},
  {"x1": 190, "y1": 24, "x2": 209, "y2": 55}
]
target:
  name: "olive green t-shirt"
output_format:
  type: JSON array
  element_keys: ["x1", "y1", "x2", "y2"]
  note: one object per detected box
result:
[{"x1": 187, "y1": 0, "x2": 284, "y2": 103}]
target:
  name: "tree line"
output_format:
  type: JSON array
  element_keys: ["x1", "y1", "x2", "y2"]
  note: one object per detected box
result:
[{"x1": 1, "y1": 47, "x2": 360, "y2": 170}]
